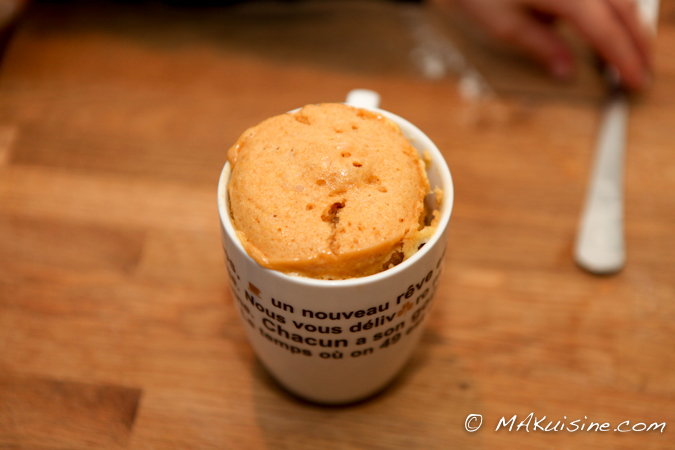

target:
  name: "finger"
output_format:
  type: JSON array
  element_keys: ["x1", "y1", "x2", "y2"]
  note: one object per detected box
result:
[
  {"x1": 606, "y1": 0, "x2": 653, "y2": 69},
  {"x1": 558, "y1": 0, "x2": 648, "y2": 89},
  {"x1": 489, "y1": 9, "x2": 575, "y2": 80}
]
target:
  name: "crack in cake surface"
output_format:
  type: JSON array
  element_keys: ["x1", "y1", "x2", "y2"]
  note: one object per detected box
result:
[{"x1": 322, "y1": 200, "x2": 345, "y2": 255}]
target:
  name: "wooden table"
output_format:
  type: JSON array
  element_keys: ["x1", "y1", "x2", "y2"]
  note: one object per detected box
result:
[{"x1": 1, "y1": 1, "x2": 674, "y2": 448}]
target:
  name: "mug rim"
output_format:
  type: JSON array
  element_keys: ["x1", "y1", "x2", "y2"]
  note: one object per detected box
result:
[{"x1": 217, "y1": 105, "x2": 454, "y2": 288}]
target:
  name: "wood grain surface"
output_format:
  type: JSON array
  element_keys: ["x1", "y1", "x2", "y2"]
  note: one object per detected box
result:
[{"x1": 1, "y1": 0, "x2": 674, "y2": 448}]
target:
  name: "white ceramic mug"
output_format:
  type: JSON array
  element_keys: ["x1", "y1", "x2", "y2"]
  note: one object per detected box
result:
[{"x1": 217, "y1": 90, "x2": 454, "y2": 404}]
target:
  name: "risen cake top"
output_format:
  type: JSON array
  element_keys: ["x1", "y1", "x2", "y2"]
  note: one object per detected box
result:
[{"x1": 227, "y1": 103, "x2": 436, "y2": 280}]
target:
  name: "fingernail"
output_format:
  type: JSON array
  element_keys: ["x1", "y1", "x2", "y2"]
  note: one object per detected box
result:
[{"x1": 550, "y1": 59, "x2": 572, "y2": 81}]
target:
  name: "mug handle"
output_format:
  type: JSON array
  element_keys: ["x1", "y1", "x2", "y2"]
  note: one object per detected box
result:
[{"x1": 345, "y1": 89, "x2": 380, "y2": 110}]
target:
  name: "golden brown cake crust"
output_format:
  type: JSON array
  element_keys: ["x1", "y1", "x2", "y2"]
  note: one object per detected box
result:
[{"x1": 227, "y1": 103, "x2": 434, "y2": 279}]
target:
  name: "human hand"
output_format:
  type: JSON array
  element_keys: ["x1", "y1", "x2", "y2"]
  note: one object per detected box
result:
[
  {"x1": 0, "y1": 0, "x2": 27, "y2": 30},
  {"x1": 452, "y1": 0, "x2": 653, "y2": 90}
]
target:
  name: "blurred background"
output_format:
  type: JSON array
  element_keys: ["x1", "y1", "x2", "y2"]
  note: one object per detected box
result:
[{"x1": 0, "y1": 1, "x2": 673, "y2": 449}]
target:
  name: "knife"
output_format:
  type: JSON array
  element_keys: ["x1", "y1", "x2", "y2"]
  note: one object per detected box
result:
[{"x1": 574, "y1": 0, "x2": 660, "y2": 274}]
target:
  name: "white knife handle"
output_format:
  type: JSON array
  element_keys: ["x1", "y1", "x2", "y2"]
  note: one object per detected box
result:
[
  {"x1": 575, "y1": 92, "x2": 629, "y2": 274},
  {"x1": 637, "y1": 0, "x2": 660, "y2": 33}
]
